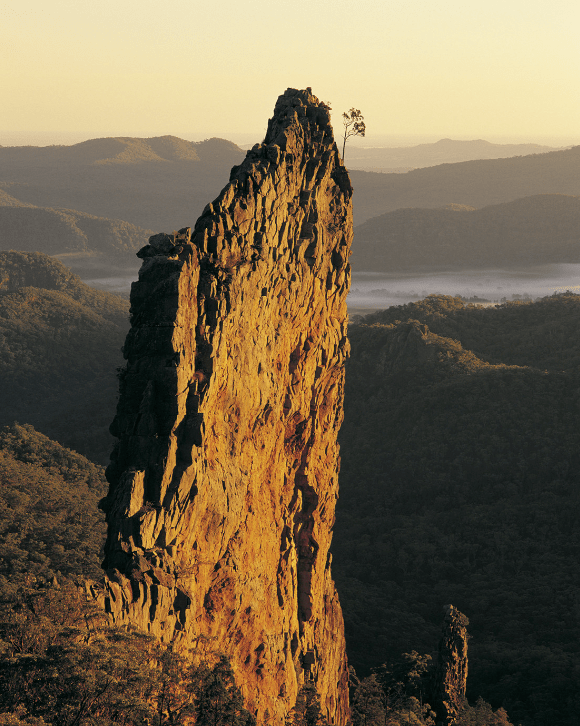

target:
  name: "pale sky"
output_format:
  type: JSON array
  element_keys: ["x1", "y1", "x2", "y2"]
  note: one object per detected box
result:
[{"x1": 2, "y1": 0, "x2": 579, "y2": 146}]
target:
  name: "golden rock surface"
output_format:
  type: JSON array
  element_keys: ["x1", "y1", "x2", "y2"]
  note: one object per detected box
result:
[{"x1": 101, "y1": 88, "x2": 353, "y2": 725}]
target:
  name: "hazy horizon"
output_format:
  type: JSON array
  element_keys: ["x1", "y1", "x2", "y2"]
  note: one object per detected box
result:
[
  {"x1": 3, "y1": 0, "x2": 579, "y2": 146},
  {"x1": 2, "y1": 130, "x2": 578, "y2": 150}
]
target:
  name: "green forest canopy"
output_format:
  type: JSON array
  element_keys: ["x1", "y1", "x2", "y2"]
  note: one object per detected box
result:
[{"x1": 334, "y1": 293, "x2": 580, "y2": 726}]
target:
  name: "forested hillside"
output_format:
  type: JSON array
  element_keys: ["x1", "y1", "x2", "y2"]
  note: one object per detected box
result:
[
  {"x1": 0, "y1": 251, "x2": 129, "y2": 462},
  {"x1": 0, "y1": 205, "x2": 152, "y2": 257},
  {"x1": 334, "y1": 293, "x2": 580, "y2": 726},
  {"x1": 0, "y1": 423, "x2": 107, "y2": 596},
  {"x1": 1, "y1": 248, "x2": 579, "y2": 724},
  {"x1": 0, "y1": 425, "x2": 511, "y2": 726},
  {"x1": 351, "y1": 194, "x2": 580, "y2": 271}
]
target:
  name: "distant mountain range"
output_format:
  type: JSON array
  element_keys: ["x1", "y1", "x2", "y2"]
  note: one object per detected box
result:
[
  {"x1": 3, "y1": 136, "x2": 580, "y2": 278},
  {"x1": 3, "y1": 135, "x2": 580, "y2": 230},
  {"x1": 350, "y1": 145, "x2": 580, "y2": 223},
  {"x1": 345, "y1": 137, "x2": 563, "y2": 172},
  {"x1": 352, "y1": 194, "x2": 580, "y2": 272},
  {"x1": 0, "y1": 135, "x2": 245, "y2": 232},
  {"x1": 0, "y1": 134, "x2": 243, "y2": 166}
]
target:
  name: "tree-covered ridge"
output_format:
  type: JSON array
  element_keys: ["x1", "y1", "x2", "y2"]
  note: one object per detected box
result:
[
  {"x1": 0, "y1": 251, "x2": 130, "y2": 319},
  {"x1": 1, "y1": 250, "x2": 88, "y2": 293},
  {"x1": 0, "y1": 251, "x2": 129, "y2": 462},
  {"x1": 0, "y1": 423, "x2": 107, "y2": 597},
  {"x1": 351, "y1": 194, "x2": 580, "y2": 271},
  {"x1": 359, "y1": 292, "x2": 580, "y2": 370},
  {"x1": 334, "y1": 294, "x2": 580, "y2": 726},
  {"x1": 0, "y1": 184, "x2": 35, "y2": 207}
]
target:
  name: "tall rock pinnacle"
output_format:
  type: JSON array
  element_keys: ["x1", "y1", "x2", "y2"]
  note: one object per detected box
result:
[
  {"x1": 432, "y1": 605, "x2": 469, "y2": 726},
  {"x1": 101, "y1": 88, "x2": 353, "y2": 724}
]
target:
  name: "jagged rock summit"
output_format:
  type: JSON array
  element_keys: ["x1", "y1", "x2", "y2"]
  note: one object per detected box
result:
[{"x1": 101, "y1": 89, "x2": 353, "y2": 724}]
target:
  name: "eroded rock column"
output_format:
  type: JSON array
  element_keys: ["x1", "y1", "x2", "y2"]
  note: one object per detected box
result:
[
  {"x1": 432, "y1": 605, "x2": 469, "y2": 726},
  {"x1": 101, "y1": 88, "x2": 353, "y2": 725}
]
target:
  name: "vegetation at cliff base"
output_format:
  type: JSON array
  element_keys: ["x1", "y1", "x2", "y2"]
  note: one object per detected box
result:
[
  {"x1": 0, "y1": 424, "x2": 254, "y2": 725},
  {"x1": 349, "y1": 646, "x2": 513, "y2": 726},
  {"x1": 0, "y1": 423, "x2": 107, "y2": 597},
  {"x1": 0, "y1": 580, "x2": 255, "y2": 726}
]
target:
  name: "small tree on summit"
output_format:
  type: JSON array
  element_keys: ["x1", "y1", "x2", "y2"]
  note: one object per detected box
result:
[{"x1": 341, "y1": 108, "x2": 366, "y2": 159}]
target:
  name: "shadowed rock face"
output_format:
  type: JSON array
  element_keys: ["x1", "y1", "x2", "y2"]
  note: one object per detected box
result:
[
  {"x1": 101, "y1": 88, "x2": 353, "y2": 725},
  {"x1": 432, "y1": 606, "x2": 469, "y2": 726}
]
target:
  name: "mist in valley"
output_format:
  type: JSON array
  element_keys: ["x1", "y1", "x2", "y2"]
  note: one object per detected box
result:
[{"x1": 348, "y1": 263, "x2": 580, "y2": 312}]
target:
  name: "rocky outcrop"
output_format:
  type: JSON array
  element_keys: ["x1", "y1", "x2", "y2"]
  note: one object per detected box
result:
[
  {"x1": 432, "y1": 605, "x2": 469, "y2": 726},
  {"x1": 101, "y1": 89, "x2": 352, "y2": 725},
  {"x1": 360, "y1": 321, "x2": 483, "y2": 377}
]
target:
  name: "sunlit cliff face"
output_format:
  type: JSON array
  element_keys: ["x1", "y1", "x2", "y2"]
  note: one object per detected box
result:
[{"x1": 100, "y1": 88, "x2": 353, "y2": 725}]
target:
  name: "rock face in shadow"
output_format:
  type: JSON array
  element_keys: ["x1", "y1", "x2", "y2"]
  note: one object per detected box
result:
[
  {"x1": 101, "y1": 89, "x2": 353, "y2": 725},
  {"x1": 432, "y1": 605, "x2": 469, "y2": 725}
]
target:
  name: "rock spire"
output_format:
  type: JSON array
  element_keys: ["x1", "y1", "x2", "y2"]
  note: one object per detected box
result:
[
  {"x1": 101, "y1": 88, "x2": 353, "y2": 724},
  {"x1": 432, "y1": 605, "x2": 469, "y2": 725}
]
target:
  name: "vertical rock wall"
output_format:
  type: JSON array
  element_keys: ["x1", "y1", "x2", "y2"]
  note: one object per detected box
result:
[{"x1": 101, "y1": 89, "x2": 353, "y2": 725}]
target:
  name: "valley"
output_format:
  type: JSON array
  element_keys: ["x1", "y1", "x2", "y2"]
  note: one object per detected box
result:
[{"x1": 1, "y1": 114, "x2": 579, "y2": 726}]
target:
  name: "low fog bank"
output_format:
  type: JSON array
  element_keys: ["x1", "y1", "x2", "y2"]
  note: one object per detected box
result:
[{"x1": 348, "y1": 264, "x2": 580, "y2": 313}]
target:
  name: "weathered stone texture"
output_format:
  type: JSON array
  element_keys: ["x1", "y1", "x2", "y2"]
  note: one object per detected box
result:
[
  {"x1": 101, "y1": 88, "x2": 353, "y2": 724},
  {"x1": 432, "y1": 605, "x2": 469, "y2": 726}
]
